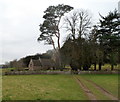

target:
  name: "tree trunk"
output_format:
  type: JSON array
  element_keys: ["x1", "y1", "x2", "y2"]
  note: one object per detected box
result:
[
  {"x1": 94, "y1": 63, "x2": 96, "y2": 70},
  {"x1": 51, "y1": 36, "x2": 56, "y2": 51},
  {"x1": 58, "y1": 51, "x2": 62, "y2": 71},
  {"x1": 57, "y1": 36, "x2": 60, "y2": 50},
  {"x1": 98, "y1": 63, "x2": 102, "y2": 70},
  {"x1": 111, "y1": 64, "x2": 114, "y2": 70},
  {"x1": 79, "y1": 65, "x2": 82, "y2": 70},
  {"x1": 51, "y1": 34, "x2": 62, "y2": 70},
  {"x1": 57, "y1": 32, "x2": 62, "y2": 70}
]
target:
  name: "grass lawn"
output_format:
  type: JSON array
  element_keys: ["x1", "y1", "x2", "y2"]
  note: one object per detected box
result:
[
  {"x1": 90, "y1": 64, "x2": 120, "y2": 70},
  {"x1": 2, "y1": 68, "x2": 15, "y2": 74},
  {"x1": 78, "y1": 74, "x2": 119, "y2": 98},
  {"x1": 2, "y1": 75, "x2": 87, "y2": 100},
  {"x1": 2, "y1": 74, "x2": 118, "y2": 100}
]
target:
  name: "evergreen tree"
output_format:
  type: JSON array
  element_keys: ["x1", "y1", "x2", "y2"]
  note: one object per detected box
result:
[
  {"x1": 38, "y1": 4, "x2": 73, "y2": 69},
  {"x1": 98, "y1": 10, "x2": 120, "y2": 70}
]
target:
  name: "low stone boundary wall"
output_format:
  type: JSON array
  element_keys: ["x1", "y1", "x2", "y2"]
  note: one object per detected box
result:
[
  {"x1": 3, "y1": 70, "x2": 71, "y2": 75},
  {"x1": 2, "y1": 70, "x2": 118, "y2": 75},
  {"x1": 78, "y1": 71, "x2": 118, "y2": 74}
]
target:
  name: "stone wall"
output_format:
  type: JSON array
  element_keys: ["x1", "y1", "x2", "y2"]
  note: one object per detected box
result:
[{"x1": 2, "y1": 70, "x2": 118, "y2": 75}]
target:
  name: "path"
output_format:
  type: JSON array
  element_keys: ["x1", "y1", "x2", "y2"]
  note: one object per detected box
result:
[
  {"x1": 73, "y1": 76, "x2": 97, "y2": 101},
  {"x1": 84, "y1": 78, "x2": 118, "y2": 100},
  {"x1": 74, "y1": 75, "x2": 118, "y2": 101}
]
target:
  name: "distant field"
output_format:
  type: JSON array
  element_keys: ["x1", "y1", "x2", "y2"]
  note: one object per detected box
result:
[
  {"x1": 2, "y1": 68, "x2": 16, "y2": 74},
  {"x1": 2, "y1": 64, "x2": 120, "y2": 74},
  {"x1": 2, "y1": 74, "x2": 118, "y2": 100},
  {"x1": 89, "y1": 64, "x2": 120, "y2": 70}
]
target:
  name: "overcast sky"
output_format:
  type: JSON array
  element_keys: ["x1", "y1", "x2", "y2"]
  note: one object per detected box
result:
[{"x1": 0, "y1": 0, "x2": 119, "y2": 64}]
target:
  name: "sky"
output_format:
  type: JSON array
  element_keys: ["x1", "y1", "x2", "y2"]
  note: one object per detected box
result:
[{"x1": 0, "y1": 0, "x2": 119, "y2": 64}]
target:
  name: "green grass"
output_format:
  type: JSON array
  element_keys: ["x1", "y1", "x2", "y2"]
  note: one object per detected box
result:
[
  {"x1": 78, "y1": 74, "x2": 118, "y2": 98},
  {"x1": 65, "y1": 64, "x2": 120, "y2": 70},
  {"x1": 90, "y1": 64, "x2": 120, "y2": 70},
  {"x1": 2, "y1": 64, "x2": 119, "y2": 74},
  {"x1": 2, "y1": 74, "x2": 118, "y2": 100},
  {"x1": 2, "y1": 75, "x2": 87, "y2": 100},
  {"x1": 76, "y1": 75, "x2": 111, "y2": 100},
  {"x1": 2, "y1": 68, "x2": 15, "y2": 74}
]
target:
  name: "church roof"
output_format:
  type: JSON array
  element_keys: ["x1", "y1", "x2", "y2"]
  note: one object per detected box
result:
[
  {"x1": 31, "y1": 58, "x2": 54, "y2": 67},
  {"x1": 32, "y1": 59, "x2": 41, "y2": 66},
  {"x1": 40, "y1": 59, "x2": 54, "y2": 66}
]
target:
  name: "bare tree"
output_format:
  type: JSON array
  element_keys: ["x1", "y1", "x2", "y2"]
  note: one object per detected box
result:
[
  {"x1": 62, "y1": 9, "x2": 92, "y2": 71},
  {"x1": 64, "y1": 9, "x2": 92, "y2": 40}
]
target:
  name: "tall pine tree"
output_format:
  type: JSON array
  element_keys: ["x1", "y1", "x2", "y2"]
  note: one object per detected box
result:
[{"x1": 98, "y1": 10, "x2": 120, "y2": 70}]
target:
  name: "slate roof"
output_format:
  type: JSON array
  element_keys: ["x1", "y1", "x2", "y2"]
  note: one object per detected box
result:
[
  {"x1": 31, "y1": 59, "x2": 54, "y2": 67},
  {"x1": 32, "y1": 60, "x2": 42, "y2": 66},
  {"x1": 40, "y1": 59, "x2": 54, "y2": 67}
]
